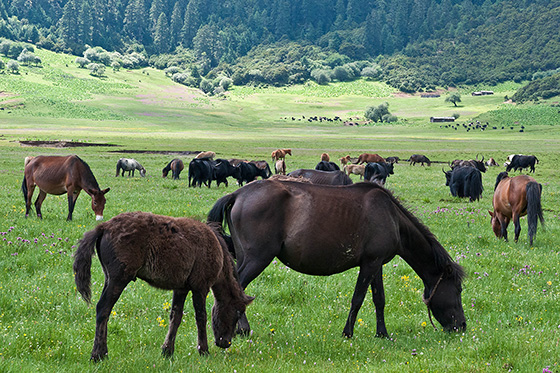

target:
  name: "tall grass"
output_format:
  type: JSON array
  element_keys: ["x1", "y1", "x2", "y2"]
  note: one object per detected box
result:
[{"x1": 0, "y1": 49, "x2": 559, "y2": 372}]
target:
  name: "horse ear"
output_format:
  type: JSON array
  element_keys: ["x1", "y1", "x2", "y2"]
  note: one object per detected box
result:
[
  {"x1": 488, "y1": 210, "x2": 494, "y2": 217},
  {"x1": 102, "y1": 188, "x2": 111, "y2": 194},
  {"x1": 245, "y1": 295, "x2": 255, "y2": 305}
]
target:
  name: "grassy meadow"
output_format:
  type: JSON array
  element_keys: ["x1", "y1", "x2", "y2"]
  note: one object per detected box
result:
[{"x1": 0, "y1": 48, "x2": 559, "y2": 372}]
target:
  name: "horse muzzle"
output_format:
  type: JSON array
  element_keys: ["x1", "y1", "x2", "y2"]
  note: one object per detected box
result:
[
  {"x1": 215, "y1": 337, "x2": 232, "y2": 349},
  {"x1": 96, "y1": 215, "x2": 104, "y2": 221}
]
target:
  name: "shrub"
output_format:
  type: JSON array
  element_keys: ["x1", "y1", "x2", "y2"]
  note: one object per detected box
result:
[{"x1": 311, "y1": 69, "x2": 331, "y2": 85}]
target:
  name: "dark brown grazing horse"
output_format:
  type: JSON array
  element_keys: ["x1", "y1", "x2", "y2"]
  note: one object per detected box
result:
[
  {"x1": 162, "y1": 158, "x2": 184, "y2": 180},
  {"x1": 208, "y1": 180, "x2": 466, "y2": 338},
  {"x1": 489, "y1": 172, "x2": 544, "y2": 245},
  {"x1": 73, "y1": 211, "x2": 254, "y2": 361},
  {"x1": 22, "y1": 155, "x2": 110, "y2": 221}
]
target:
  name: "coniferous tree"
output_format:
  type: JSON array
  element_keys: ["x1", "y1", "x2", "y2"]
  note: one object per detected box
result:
[
  {"x1": 58, "y1": 0, "x2": 80, "y2": 50},
  {"x1": 153, "y1": 12, "x2": 171, "y2": 54},
  {"x1": 149, "y1": 0, "x2": 165, "y2": 33},
  {"x1": 124, "y1": 0, "x2": 148, "y2": 44},
  {"x1": 170, "y1": 0, "x2": 185, "y2": 49},
  {"x1": 181, "y1": 0, "x2": 202, "y2": 48}
]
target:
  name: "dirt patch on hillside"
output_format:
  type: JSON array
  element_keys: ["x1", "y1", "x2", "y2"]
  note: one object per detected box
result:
[{"x1": 19, "y1": 140, "x2": 119, "y2": 148}]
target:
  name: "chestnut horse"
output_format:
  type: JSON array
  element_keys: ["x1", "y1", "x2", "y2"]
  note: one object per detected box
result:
[
  {"x1": 357, "y1": 153, "x2": 385, "y2": 164},
  {"x1": 162, "y1": 158, "x2": 184, "y2": 179},
  {"x1": 489, "y1": 172, "x2": 544, "y2": 245},
  {"x1": 22, "y1": 155, "x2": 110, "y2": 221},
  {"x1": 208, "y1": 180, "x2": 466, "y2": 339},
  {"x1": 73, "y1": 211, "x2": 254, "y2": 361}
]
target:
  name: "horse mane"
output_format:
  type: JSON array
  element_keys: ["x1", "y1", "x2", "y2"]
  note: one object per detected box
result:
[
  {"x1": 367, "y1": 183, "x2": 466, "y2": 283},
  {"x1": 74, "y1": 155, "x2": 101, "y2": 189},
  {"x1": 495, "y1": 171, "x2": 509, "y2": 191}
]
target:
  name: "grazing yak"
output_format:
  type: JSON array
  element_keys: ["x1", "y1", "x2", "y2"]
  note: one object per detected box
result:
[
  {"x1": 450, "y1": 155, "x2": 486, "y2": 173},
  {"x1": 443, "y1": 166, "x2": 483, "y2": 202},
  {"x1": 344, "y1": 164, "x2": 365, "y2": 179},
  {"x1": 506, "y1": 154, "x2": 539, "y2": 173},
  {"x1": 212, "y1": 159, "x2": 238, "y2": 187},
  {"x1": 408, "y1": 154, "x2": 431, "y2": 166},
  {"x1": 315, "y1": 161, "x2": 340, "y2": 171},
  {"x1": 235, "y1": 162, "x2": 270, "y2": 186},
  {"x1": 364, "y1": 162, "x2": 394, "y2": 186},
  {"x1": 188, "y1": 158, "x2": 215, "y2": 187},
  {"x1": 288, "y1": 169, "x2": 353, "y2": 185}
]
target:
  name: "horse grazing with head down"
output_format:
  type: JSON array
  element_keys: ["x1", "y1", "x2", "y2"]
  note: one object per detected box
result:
[
  {"x1": 162, "y1": 158, "x2": 184, "y2": 180},
  {"x1": 208, "y1": 180, "x2": 466, "y2": 339},
  {"x1": 116, "y1": 158, "x2": 146, "y2": 177},
  {"x1": 489, "y1": 172, "x2": 544, "y2": 245},
  {"x1": 73, "y1": 211, "x2": 254, "y2": 361},
  {"x1": 22, "y1": 155, "x2": 110, "y2": 221}
]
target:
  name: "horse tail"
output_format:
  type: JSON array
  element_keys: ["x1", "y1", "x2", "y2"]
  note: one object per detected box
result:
[
  {"x1": 115, "y1": 160, "x2": 120, "y2": 177},
  {"x1": 73, "y1": 225, "x2": 104, "y2": 303},
  {"x1": 494, "y1": 172, "x2": 509, "y2": 191},
  {"x1": 526, "y1": 181, "x2": 544, "y2": 245},
  {"x1": 207, "y1": 193, "x2": 238, "y2": 257},
  {"x1": 21, "y1": 175, "x2": 28, "y2": 202}
]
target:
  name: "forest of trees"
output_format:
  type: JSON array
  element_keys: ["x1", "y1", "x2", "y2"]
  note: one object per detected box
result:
[{"x1": 1, "y1": 0, "x2": 560, "y2": 91}]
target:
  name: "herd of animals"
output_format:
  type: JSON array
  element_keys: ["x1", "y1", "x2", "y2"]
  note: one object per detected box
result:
[{"x1": 19, "y1": 149, "x2": 544, "y2": 361}]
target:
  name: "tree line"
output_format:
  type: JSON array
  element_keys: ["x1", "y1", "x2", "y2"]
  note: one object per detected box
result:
[{"x1": 1, "y1": 0, "x2": 559, "y2": 91}]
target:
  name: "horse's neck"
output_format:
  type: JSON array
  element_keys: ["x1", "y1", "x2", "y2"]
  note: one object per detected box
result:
[
  {"x1": 399, "y1": 235, "x2": 443, "y2": 287},
  {"x1": 211, "y1": 256, "x2": 242, "y2": 303}
]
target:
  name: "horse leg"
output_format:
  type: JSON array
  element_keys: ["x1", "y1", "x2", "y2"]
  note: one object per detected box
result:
[
  {"x1": 500, "y1": 216, "x2": 509, "y2": 242},
  {"x1": 162, "y1": 289, "x2": 189, "y2": 358},
  {"x1": 34, "y1": 189, "x2": 47, "y2": 219},
  {"x1": 370, "y1": 267, "x2": 388, "y2": 338},
  {"x1": 24, "y1": 184, "x2": 36, "y2": 217},
  {"x1": 234, "y1": 257, "x2": 274, "y2": 335},
  {"x1": 91, "y1": 277, "x2": 130, "y2": 361},
  {"x1": 191, "y1": 289, "x2": 210, "y2": 355},
  {"x1": 342, "y1": 260, "x2": 381, "y2": 338},
  {"x1": 66, "y1": 189, "x2": 80, "y2": 221},
  {"x1": 513, "y1": 213, "x2": 521, "y2": 242}
]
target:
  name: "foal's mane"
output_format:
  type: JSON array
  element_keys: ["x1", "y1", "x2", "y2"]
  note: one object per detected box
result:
[{"x1": 368, "y1": 183, "x2": 466, "y2": 283}]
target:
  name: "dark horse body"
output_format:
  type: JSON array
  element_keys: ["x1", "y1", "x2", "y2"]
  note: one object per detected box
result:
[
  {"x1": 22, "y1": 155, "x2": 110, "y2": 221},
  {"x1": 73, "y1": 211, "x2": 253, "y2": 361},
  {"x1": 208, "y1": 180, "x2": 466, "y2": 338},
  {"x1": 162, "y1": 158, "x2": 184, "y2": 179},
  {"x1": 490, "y1": 172, "x2": 544, "y2": 245}
]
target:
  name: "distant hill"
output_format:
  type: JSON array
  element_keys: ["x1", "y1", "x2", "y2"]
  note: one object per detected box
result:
[
  {"x1": 512, "y1": 73, "x2": 560, "y2": 103},
  {"x1": 1, "y1": 0, "x2": 559, "y2": 91}
]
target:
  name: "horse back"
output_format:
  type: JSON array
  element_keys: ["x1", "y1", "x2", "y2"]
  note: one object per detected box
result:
[
  {"x1": 228, "y1": 181, "x2": 401, "y2": 275},
  {"x1": 24, "y1": 155, "x2": 79, "y2": 194},
  {"x1": 98, "y1": 212, "x2": 224, "y2": 290}
]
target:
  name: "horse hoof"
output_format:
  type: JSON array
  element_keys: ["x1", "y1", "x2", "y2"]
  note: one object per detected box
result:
[
  {"x1": 342, "y1": 331, "x2": 353, "y2": 338},
  {"x1": 161, "y1": 348, "x2": 174, "y2": 359}
]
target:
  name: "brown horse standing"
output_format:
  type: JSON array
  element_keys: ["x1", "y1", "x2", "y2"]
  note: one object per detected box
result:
[
  {"x1": 208, "y1": 180, "x2": 466, "y2": 338},
  {"x1": 22, "y1": 155, "x2": 110, "y2": 221},
  {"x1": 489, "y1": 172, "x2": 544, "y2": 245},
  {"x1": 162, "y1": 158, "x2": 184, "y2": 179},
  {"x1": 73, "y1": 212, "x2": 254, "y2": 361}
]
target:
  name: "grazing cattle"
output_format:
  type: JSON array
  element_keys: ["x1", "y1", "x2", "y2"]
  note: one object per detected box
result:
[
  {"x1": 344, "y1": 164, "x2": 365, "y2": 179},
  {"x1": 212, "y1": 159, "x2": 238, "y2": 187},
  {"x1": 443, "y1": 166, "x2": 483, "y2": 202},
  {"x1": 315, "y1": 161, "x2": 340, "y2": 171},
  {"x1": 385, "y1": 156, "x2": 400, "y2": 164},
  {"x1": 490, "y1": 172, "x2": 544, "y2": 245},
  {"x1": 485, "y1": 157, "x2": 498, "y2": 167},
  {"x1": 195, "y1": 151, "x2": 216, "y2": 160},
  {"x1": 249, "y1": 160, "x2": 273, "y2": 178},
  {"x1": 321, "y1": 153, "x2": 330, "y2": 162},
  {"x1": 188, "y1": 158, "x2": 215, "y2": 188},
  {"x1": 234, "y1": 162, "x2": 270, "y2": 186},
  {"x1": 162, "y1": 159, "x2": 184, "y2": 180},
  {"x1": 364, "y1": 162, "x2": 394, "y2": 186},
  {"x1": 116, "y1": 158, "x2": 146, "y2": 177},
  {"x1": 208, "y1": 180, "x2": 466, "y2": 338},
  {"x1": 450, "y1": 155, "x2": 486, "y2": 173},
  {"x1": 506, "y1": 155, "x2": 539, "y2": 173},
  {"x1": 408, "y1": 154, "x2": 431, "y2": 166},
  {"x1": 288, "y1": 169, "x2": 353, "y2": 185},
  {"x1": 507, "y1": 154, "x2": 522, "y2": 162},
  {"x1": 228, "y1": 158, "x2": 247, "y2": 167},
  {"x1": 275, "y1": 159, "x2": 286, "y2": 175},
  {"x1": 357, "y1": 153, "x2": 385, "y2": 164},
  {"x1": 73, "y1": 212, "x2": 253, "y2": 360}
]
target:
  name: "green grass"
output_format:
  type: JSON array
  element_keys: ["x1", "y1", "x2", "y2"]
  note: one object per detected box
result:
[{"x1": 0, "y1": 48, "x2": 559, "y2": 372}]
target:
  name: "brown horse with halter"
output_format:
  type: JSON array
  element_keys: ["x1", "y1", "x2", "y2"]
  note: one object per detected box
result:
[
  {"x1": 489, "y1": 172, "x2": 544, "y2": 245},
  {"x1": 162, "y1": 158, "x2": 184, "y2": 179},
  {"x1": 208, "y1": 180, "x2": 466, "y2": 338},
  {"x1": 73, "y1": 211, "x2": 254, "y2": 360},
  {"x1": 22, "y1": 155, "x2": 110, "y2": 221}
]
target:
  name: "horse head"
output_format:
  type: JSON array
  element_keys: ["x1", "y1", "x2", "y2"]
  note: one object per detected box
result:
[
  {"x1": 89, "y1": 188, "x2": 110, "y2": 221},
  {"x1": 211, "y1": 294, "x2": 254, "y2": 349},
  {"x1": 423, "y1": 264, "x2": 466, "y2": 332}
]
